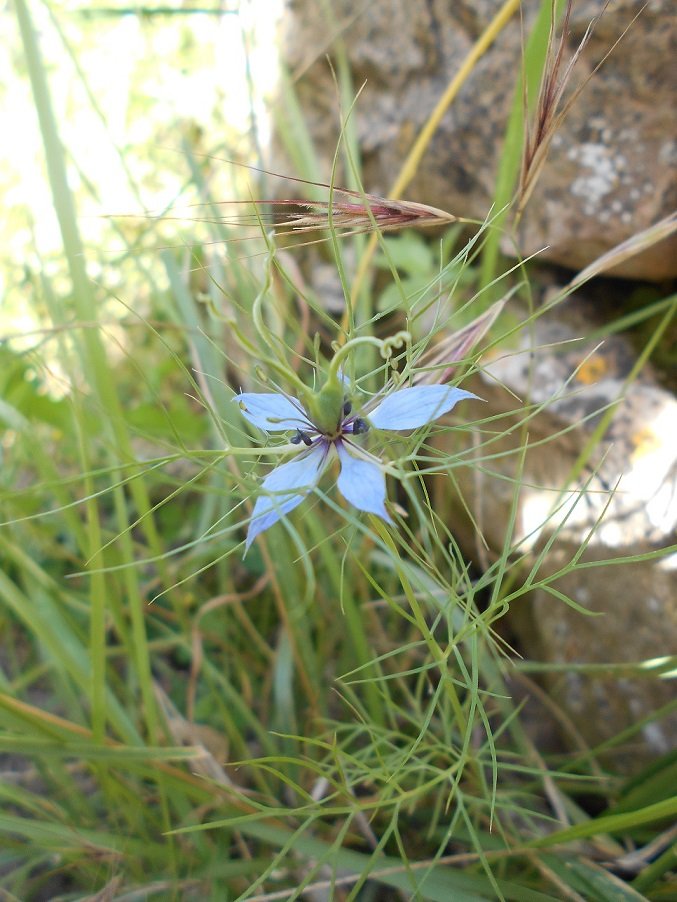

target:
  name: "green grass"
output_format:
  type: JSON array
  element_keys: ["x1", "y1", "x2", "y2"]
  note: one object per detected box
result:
[{"x1": 2, "y1": 1, "x2": 676, "y2": 899}]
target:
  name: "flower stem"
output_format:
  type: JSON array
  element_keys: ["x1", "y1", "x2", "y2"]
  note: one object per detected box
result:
[{"x1": 371, "y1": 519, "x2": 470, "y2": 735}]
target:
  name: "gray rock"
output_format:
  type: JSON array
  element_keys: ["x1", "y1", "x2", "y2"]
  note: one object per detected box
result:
[
  {"x1": 279, "y1": 0, "x2": 677, "y2": 279},
  {"x1": 444, "y1": 300, "x2": 677, "y2": 760},
  {"x1": 477, "y1": 319, "x2": 676, "y2": 552},
  {"x1": 518, "y1": 546, "x2": 677, "y2": 765}
]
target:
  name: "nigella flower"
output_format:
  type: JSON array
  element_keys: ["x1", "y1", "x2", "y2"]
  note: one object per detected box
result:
[{"x1": 234, "y1": 382, "x2": 478, "y2": 551}]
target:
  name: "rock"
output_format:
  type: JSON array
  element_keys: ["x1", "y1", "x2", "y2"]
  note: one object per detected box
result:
[
  {"x1": 279, "y1": 0, "x2": 677, "y2": 279},
  {"x1": 516, "y1": 547, "x2": 677, "y2": 766},
  {"x1": 468, "y1": 305, "x2": 676, "y2": 551},
  {"x1": 441, "y1": 298, "x2": 677, "y2": 761}
]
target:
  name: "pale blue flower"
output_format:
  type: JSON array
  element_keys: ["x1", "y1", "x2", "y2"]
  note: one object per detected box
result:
[{"x1": 234, "y1": 384, "x2": 478, "y2": 550}]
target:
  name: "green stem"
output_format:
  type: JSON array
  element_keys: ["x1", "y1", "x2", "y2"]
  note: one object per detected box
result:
[
  {"x1": 371, "y1": 520, "x2": 469, "y2": 734},
  {"x1": 250, "y1": 247, "x2": 310, "y2": 400},
  {"x1": 327, "y1": 331, "x2": 411, "y2": 382}
]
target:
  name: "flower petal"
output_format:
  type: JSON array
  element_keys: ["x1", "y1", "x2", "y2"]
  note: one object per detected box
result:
[
  {"x1": 368, "y1": 385, "x2": 479, "y2": 430},
  {"x1": 336, "y1": 442, "x2": 393, "y2": 523},
  {"x1": 234, "y1": 392, "x2": 310, "y2": 432},
  {"x1": 246, "y1": 442, "x2": 329, "y2": 550}
]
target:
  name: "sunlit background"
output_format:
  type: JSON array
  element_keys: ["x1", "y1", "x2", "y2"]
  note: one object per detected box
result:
[{"x1": 2, "y1": 0, "x2": 283, "y2": 353}]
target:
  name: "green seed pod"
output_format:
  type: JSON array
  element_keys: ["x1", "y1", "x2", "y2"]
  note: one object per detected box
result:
[{"x1": 306, "y1": 376, "x2": 344, "y2": 435}]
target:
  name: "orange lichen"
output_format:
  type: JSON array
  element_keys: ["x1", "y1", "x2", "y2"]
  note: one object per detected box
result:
[{"x1": 576, "y1": 355, "x2": 611, "y2": 384}]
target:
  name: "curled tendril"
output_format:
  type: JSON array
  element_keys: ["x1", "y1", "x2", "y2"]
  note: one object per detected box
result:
[{"x1": 380, "y1": 330, "x2": 411, "y2": 360}]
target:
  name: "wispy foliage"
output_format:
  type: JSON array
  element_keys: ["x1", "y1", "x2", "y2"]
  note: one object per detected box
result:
[{"x1": 2, "y1": 0, "x2": 675, "y2": 899}]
